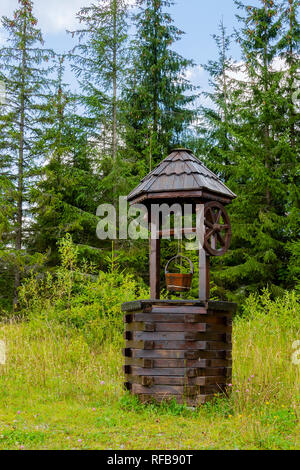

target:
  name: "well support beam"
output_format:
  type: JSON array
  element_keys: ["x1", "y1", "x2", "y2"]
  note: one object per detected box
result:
[
  {"x1": 199, "y1": 248, "x2": 210, "y2": 300},
  {"x1": 150, "y1": 237, "x2": 160, "y2": 299}
]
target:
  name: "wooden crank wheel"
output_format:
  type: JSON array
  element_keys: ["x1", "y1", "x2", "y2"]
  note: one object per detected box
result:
[{"x1": 204, "y1": 202, "x2": 231, "y2": 256}]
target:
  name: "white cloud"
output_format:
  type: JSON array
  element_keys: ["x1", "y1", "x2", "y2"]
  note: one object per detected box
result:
[
  {"x1": 184, "y1": 65, "x2": 204, "y2": 82},
  {"x1": 0, "y1": 30, "x2": 5, "y2": 46},
  {"x1": 0, "y1": 0, "x2": 137, "y2": 34},
  {"x1": 227, "y1": 57, "x2": 291, "y2": 84}
]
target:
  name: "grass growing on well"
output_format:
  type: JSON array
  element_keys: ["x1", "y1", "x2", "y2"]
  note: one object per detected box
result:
[{"x1": 0, "y1": 289, "x2": 299, "y2": 450}]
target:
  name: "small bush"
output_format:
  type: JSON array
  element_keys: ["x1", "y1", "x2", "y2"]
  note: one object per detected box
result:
[{"x1": 18, "y1": 235, "x2": 149, "y2": 346}]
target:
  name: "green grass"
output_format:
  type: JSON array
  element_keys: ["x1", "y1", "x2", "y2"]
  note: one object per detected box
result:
[{"x1": 0, "y1": 298, "x2": 299, "y2": 450}]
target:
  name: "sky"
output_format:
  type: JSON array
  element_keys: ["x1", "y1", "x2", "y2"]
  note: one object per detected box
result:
[{"x1": 0, "y1": 0, "x2": 261, "y2": 92}]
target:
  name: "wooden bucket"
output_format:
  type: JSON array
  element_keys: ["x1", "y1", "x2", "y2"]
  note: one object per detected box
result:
[{"x1": 165, "y1": 256, "x2": 194, "y2": 292}]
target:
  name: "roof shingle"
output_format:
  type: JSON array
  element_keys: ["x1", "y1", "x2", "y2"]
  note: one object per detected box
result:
[{"x1": 128, "y1": 149, "x2": 236, "y2": 202}]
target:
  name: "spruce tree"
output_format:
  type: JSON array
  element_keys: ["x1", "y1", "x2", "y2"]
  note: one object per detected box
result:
[
  {"x1": 195, "y1": 21, "x2": 236, "y2": 177},
  {"x1": 29, "y1": 55, "x2": 103, "y2": 266},
  {"x1": 123, "y1": 0, "x2": 198, "y2": 172},
  {"x1": 200, "y1": 0, "x2": 299, "y2": 300},
  {"x1": 69, "y1": 0, "x2": 130, "y2": 203},
  {"x1": 0, "y1": 0, "x2": 53, "y2": 307},
  {"x1": 277, "y1": 0, "x2": 300, "y2": 288}
]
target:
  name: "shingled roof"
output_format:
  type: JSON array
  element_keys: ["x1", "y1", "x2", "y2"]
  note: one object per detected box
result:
[{"x1": 128, "y1": 149, "x2": 236, "y2": 204}]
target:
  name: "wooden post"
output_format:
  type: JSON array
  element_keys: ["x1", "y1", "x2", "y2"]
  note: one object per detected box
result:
[
  {"x1": 199, "y1": 248, "x2": 210, "y2": 300},
  {"x1": 150, "y1": 237, "x2": 160, "y2": 299},
  {"x1": 199, "y1": 247, "x2": 206, "y2": 300},
  {"x1": 206, "y1": 255, "x2": 210, "y2": 300}
]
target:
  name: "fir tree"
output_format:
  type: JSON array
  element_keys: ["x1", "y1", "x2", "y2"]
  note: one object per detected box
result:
[
  {"x1": 0, "y1": 0, "x2": 53, "y2": 306},
  {"x1": 200, "y1": 0, "x2": 299, "y2": 299},
  {"x1": 195, "y1": 20, "x2": 236, "y2": 177},
  {"x1": 224, "y1": 0, "x2": 296, "y2": 298},
  {"x1": 123, "y1": 0, "x2": 198, "y2": 172},
  {"x1": 69, "y1": 0, "x2": 130, "y2": 202},
  {"x1": 29, "y1": 55, "x2": 103, "y2": 266},
  {"x1": 277, "y1": 0, "x2": 300, "y2": 288}
]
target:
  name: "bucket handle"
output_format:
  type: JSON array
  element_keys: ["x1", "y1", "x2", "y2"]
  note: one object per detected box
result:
[{"x1": 165, "y1": 256, "x2": 194, "y2": 275}]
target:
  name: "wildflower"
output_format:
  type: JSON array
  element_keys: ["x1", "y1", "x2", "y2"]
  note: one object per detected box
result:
[
  {"x1": 100, "y1": 381, "x2": 105, "y2": 385},
  {"x1": 17, "y1": 411, "x2": 21, "y2": 415},
  {"x1": 228, "y1": 414, "x2": 233, "y2": 418},
  {"x1": 78, "y1": 439, "x2": 82, "y2": 443},
  {"x1": 93, "y1": 408, "x2": 96, "y2": 412},
  {"x1": 228, "y1": 384, "x2": 232, "y2": 387},
  {"x1": 19, "y1": 445, "x2": 24, "y2": 450},
  {"x1": 246, "y1": 389, "x2": 249, "y2": 393},
  {"x1": 266, "y1": 401, "x2": 270, "y2": 405}
]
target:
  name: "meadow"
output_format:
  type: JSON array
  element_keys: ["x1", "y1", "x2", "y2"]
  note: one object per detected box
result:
[{"x1": 0, "y1": 287, "x2": 299, "y2": 450}]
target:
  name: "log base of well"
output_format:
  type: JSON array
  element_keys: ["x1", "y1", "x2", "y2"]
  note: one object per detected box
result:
[{"x1": 122, "y1": 300, "x2": 236, "y2": 406}]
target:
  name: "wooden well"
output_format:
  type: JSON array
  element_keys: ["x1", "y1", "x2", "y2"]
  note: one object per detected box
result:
[
  {"x1": 122, "y1": 300, "x2": 235, "y2": 405},
  {"x1": 122, "y1": 149, "x2": 237, "y2": 405}
]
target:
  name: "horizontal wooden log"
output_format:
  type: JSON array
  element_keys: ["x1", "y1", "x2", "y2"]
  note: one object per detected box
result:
[
  {"x1": 197, "y1": 367, "x2": 229, "y2": 377},
  {"x1": 196, "y1": 376, "x2": 227, "y2": 386},
  {"x1": 125, "y1": 339, "x2": 231, "y2": 350},
  {"x1": 125, "y1": 375, "x2": 228, "y2": 387},
  {"x1": 125, "y1": 366, "x2": 187, "y2": 376},
  {"x1": 207, "y1": 310, "x2": 232, "y2": 317},
  {"x1": 125, "y1": 340, "x2": 154, "y2": 349},
  {"x1": 124, "y1": 361, "x2": 231, "y2": 376},
  {"x1": 125, "y1": 360, "x2": 208, "y2": 371},
  {"x1": 124, "y1": 313, "x2": 230, "y2": 324},
  {"x1": 128, "y1": 331, "x2": 226, "y2": 342},
  {"x1": 126, "y1": 322, "x2": 156, "y2": 332},
  {"x1": 150, "y1": 307, "x2": 207, "y2": 315},
  {"x1": 127, "y1": 349, "x2": 228, "y2": 360},
  {"x1": 121, "y1": 300, "x2": 236, "y2": 314},
  {"x1": 126, "y1": 322, "x2": 229, "y2": 333},
  {"x1": 131, "y1": 384, "x2": 199, "y2": 396},
  {"x1": 125, "y1": 375, "x2": 185, "y2": 386},
  {"x1": 125, "y1": 357, "x2": 216, "y2": 369},
  {"x1": 133, "y1": 384, "x2": 227, "y2": 395}
]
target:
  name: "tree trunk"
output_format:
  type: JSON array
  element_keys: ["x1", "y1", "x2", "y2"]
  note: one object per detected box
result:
[
  {"x1": 13, "y1": 20, "x2": 27, "y2": 309},
  {"x1": 288, "y1": 0, "x2": 296, "y2": 148},
  {"x1": 263, "y1": 0, "x2": 271, "y2": 208},
  {"x1": 152, "y1": 2, "x2": 159, "y2": 138},
  {"x1": 112, "y1": 0, "x2": 118, "y2": 163}
]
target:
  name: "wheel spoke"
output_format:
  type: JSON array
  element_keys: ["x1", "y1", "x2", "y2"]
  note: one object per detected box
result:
[
  {"x1": 204, "y1": 202, "x2": 231, "y2": 256},
  {"x1": 205, "y1": 229, "x2": 215, "y2": 241},
  {"x1": 217, "y1": 232, "x2": 225, "y2": 246},
  {"x1": 211, "y1": 234, "x2": 216, "y2": 250},
  {"x1": 208, "y1": 207, "x2": 215, "y2": 223},
  {"x1": 215, "y1": 210, "x2": 222, "y2": 223},
  {"x1": 205, "y1": 220, "x2": 214, "y2": 229}
]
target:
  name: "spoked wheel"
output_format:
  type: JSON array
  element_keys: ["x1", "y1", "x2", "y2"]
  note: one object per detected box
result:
[{"x1": 204, "y1": 202, "x2": 231, "y2": 256}]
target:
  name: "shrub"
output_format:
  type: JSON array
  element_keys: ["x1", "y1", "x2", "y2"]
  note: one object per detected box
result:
[{"x1": 18, "y1": 235, "x2": 149, "y2": 346}]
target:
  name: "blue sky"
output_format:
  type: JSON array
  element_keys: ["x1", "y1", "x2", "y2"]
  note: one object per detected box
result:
[{"x1": 0, "y1": 0, "x2": 260, "y2": 92}]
